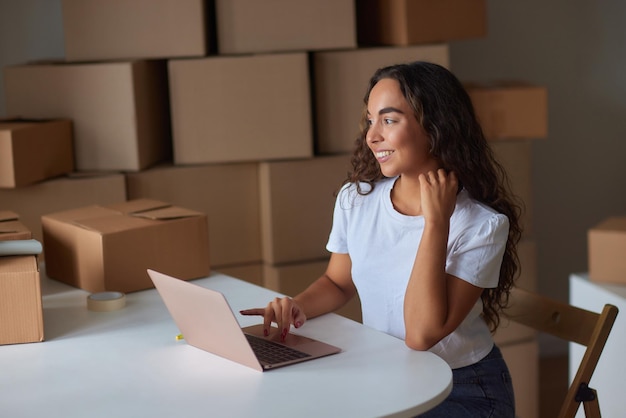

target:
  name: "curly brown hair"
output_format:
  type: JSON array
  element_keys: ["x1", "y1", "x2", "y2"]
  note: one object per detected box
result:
[{"x1": 345, "y1": 61, "x2": 523, "y2": 332}]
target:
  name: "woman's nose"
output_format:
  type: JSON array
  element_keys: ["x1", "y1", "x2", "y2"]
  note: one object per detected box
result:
[{"x1": 366, "y1": 125, "x2": 382, "y2": 145}]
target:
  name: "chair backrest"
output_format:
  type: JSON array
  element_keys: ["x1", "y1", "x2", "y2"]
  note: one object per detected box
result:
[{"x1": 503, "y1": 286, "x2": 619, "y2": 418}]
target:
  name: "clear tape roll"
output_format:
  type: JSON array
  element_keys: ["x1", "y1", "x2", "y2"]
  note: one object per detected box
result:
[{"x1": 87, "y1": 291, "x2": 126, "y2": 312}]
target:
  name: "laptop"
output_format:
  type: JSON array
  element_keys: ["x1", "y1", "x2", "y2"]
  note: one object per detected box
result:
[{"x1": 147, "y1": 269, "x2": 342, "y2": 372}]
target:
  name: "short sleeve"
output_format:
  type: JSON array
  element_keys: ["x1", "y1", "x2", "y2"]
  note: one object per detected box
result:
[
  {"x1": 446, "y1": 213, "x2": 509, "y2": 289},
  {"x1": 326, "y1": 184, "x2": 353, "y2": 254}
]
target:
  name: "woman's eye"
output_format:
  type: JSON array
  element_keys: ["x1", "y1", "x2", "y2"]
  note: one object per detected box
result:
[
  {"x1": 384, "y1": 118, "x2": 394, "y2": 124},
  {"x1": 366, "y1": 119, "x2": 373, "y2": 126}
]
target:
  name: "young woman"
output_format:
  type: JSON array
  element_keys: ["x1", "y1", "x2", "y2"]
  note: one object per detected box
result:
[{"x1": 242, "y1": 61, "x2": 522, "y2": 417}]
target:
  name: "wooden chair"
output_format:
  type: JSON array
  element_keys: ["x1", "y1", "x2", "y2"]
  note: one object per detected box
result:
[{"x1": 503, "y1": 286, "x2": 619, "y2": 418}]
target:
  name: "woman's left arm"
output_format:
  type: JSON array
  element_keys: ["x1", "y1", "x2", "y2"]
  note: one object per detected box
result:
[{"x1": 403, "y1": 169, "x2": 483, "y2": 351}]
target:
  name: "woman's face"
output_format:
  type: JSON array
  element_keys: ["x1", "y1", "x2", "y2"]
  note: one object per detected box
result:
[{"x1": 365, "y1": 78, "x2": 438, "y2": 179}]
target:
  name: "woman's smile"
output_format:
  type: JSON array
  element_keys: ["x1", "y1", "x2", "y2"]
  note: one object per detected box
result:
[{"x1": 374, "y1": 149, "x2": 394, "y2": 162}]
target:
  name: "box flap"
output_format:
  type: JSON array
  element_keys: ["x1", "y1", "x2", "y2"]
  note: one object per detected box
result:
[
  {"x1": 73, "y1": 213, "x2": 154, "y2": 234},
  {"x1": 132, "y1": 206, "x2": 206, "y2": 220},
  {"x1": 0, "y1": 212, "x2": 32, "y2": 241},
  {"x1": 0, "y1": 211, "x2": 19, "y2": 222},
  {"x1": 106, "y1": 199, "x2": 171, "y2": 215},
  {"x1": 43, "y1": 205, "x2": 118, "y2": 224}
]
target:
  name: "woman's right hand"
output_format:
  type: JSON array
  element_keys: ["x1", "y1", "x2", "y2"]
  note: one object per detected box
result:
[{"x1": 240, "y1": 297, "x2": 307, "y2": 341}]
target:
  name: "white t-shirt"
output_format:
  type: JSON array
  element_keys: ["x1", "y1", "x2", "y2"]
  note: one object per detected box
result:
[{"x1": 326, "y1": 177, "x2": 509, "y2": 369}]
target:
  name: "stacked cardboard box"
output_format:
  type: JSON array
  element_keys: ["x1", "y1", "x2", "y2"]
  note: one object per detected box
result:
[
  {"x1": 466, "y1": 82, "x2": 548, "y2": 140},
  {"x1": 214, "y1": 0, "x2": 357, "y2": 54},
  {"x1": 588, "y1": 216, "x2": 626, "y2": 284},
  {"x1": 62, "y1": 0, "x2": 208, "y2": 61},
  {"x1": 0, "y1": 212, "x2": 44, "y2": 345},
  {"x1": 168, "y1": 53, "x2": 313, "y2": 164},
  {"x1": 0, "y1": 119, "x2": 74, "y2": 188},
  {"x1": 356, "y1": 0, "x2": 487, "y2": 46}
]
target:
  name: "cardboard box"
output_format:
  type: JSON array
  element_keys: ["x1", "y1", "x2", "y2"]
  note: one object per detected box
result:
[
  {"x1": 263, "y1": 259, "x2": 362, "y2": 323},
  {"x1": 313, "y1": 44, "x2": 449, "y2": 154},
  {"x1": 42, "y1": 199, "x2": 210, "y2": 293},
  {"x1": 466, "y1": 83, "x2": 548, "y2": 140},
  {"x1": 357, "y1": 0, "x2": 487, "y2": 46},
  {"x1": 126, "y1": 162, "x2": 261, "y2": 268},
  {"x1": 4, "y1": 60, "x2": 171, "y2": 171},
  {"x1": 0, "y1": 211, "x2": 32, "y2": 241},
  {"x1": 62, "y1": 0, "x2": 207, "y2": 61},
  {"x1": 215, "y1": 0, "x2": 356, "y2": 54},
  {"x1": 500, "y1": 339, "x2": 539, "y2": 418},
  {"x1": 260, "y1": 155, "x2": 350, "y2": 264},
  {"x1": 169, "y1": 53, "x2": 313, "y2": 164},
  {"x1": 0, "y1": 173, "x2": 127, "y2": 246},
  {"x1": 0, "y1": 255, "x2": 44, "y2": 345},
  {"x1": 490, "y1": 140, "x2": 533, "y2": 238},
  {"x1": 0, "y1": 119, "x2": 74, "y2": 188},
  {"x1": 0, "y1": 215, "x2": 44, "y2": 345},
  {"x1": 588, "y1": 216, "x2": 626, "y2": 284}
]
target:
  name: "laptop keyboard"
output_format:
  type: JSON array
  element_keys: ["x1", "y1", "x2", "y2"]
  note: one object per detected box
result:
[{"x1": 245, "y1": 334, "x2": 311, "y2": 364}]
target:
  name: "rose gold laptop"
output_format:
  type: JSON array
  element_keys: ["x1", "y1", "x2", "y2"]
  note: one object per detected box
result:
[{"x1": 147, "y1": 269, "x2": 342, "y2": 372}]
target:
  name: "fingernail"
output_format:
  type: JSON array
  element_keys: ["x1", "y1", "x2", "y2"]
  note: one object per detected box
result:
[
  {"x1": 295, "y1": 321, "x2": 302, "y2": 328},
  {"x1": 281, "y1": 328, "x2": 288, "y2": 341},
  {"x1": 263, "y1": 328, "x2": 269, "y2": 337}
]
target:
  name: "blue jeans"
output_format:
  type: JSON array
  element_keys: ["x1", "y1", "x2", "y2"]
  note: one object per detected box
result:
[{"x1": 418, "y1": 344, "x2": 515, "y2": 417}]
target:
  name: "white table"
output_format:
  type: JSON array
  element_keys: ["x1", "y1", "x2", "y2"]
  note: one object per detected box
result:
[
  {"x1": 569, "y1": 273, "x2": 624, "y2": 418},
  {"x1": 0, "y1": 269, "x2": 452, "y2": 418}
]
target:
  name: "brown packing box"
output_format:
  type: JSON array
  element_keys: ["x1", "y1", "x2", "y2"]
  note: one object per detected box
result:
[
  {"x1": 62, "y1": 0, "x2": 207, "y2": 61},
  {"x1": 42, "y1": 199, "x2": 210, "y2": 293},
  {"x1": 263, "y1": 259, "x2": 362, "y2": 323},
  {"x1": 490, "y1": 140, "x2": 533, "y2": 238},
  {"x1": 215, "y1": 0, "x2": 356, "y2": 54},
  {"x1": 4, "y1": 60, "x2": 170, "y2": 171},
  {"x1": 169, "y1": 53, "x2": 313, "y2": 164},
  {"x1": 356, "y1": 0, "x2": 487, "y2": 46},
  {"x1": 466, "y1": 82, "x2": 548, "y2": 140},
  {"x1": 0, "y1": 215, "x2": 44, "y2": 345},
  {"x1": 313, "y1": 44, "x2": 449, "y2": 154},
  {"x1": 0, "y1": 256, "x2": 44, "y2": 345},
  {"x1": 0, "y1": 119, "x2": 74, "y2": 188},
  {"x1": 588, "y1": 216, "x2": 626, "y2": 284},
  {"x1": 500, "y1": 339, "x2": 539, "y2": 418},
  {"x1": 260, "y1": 155, "x2": 350, "y2": 265},
  {"x1": 126, "y1": 163, "x2": 261, "y2": 268},
  {"x1": 0, "y1": 173, "x2": 127, "y2": 246},
  {"x1": 0, "y1": 211, "x2": 32, "y2": 240}
]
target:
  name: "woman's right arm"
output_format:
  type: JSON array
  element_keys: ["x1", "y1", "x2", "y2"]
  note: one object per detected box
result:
[{"x1": 240, "y1": 252, "x2": 355, "y2": 340}]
